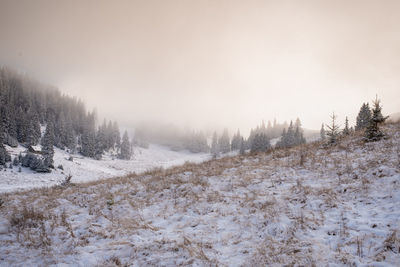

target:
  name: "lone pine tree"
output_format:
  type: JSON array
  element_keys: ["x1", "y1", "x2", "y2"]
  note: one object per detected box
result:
[
  {"x1": 364, "y1": 96, "x2": 388, "y2": 142},
  {"x1": 326, "y1": 112, "x2": 340, "y2": 145}
]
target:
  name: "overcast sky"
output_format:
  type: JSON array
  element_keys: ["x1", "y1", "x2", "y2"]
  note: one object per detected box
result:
[{"x1": 0, "y1": 0, "x2": 399, "y2": 133}]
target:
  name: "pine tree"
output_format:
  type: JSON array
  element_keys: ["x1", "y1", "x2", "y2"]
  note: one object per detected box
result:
[
  {"x1": 218, "y1": 129, "x2": 230, "y2": 153},
  {"x1": 0, "y1": 119, "x2": 11, "y2": 165},
  {"x1": 64, "y1": 116, "x2": 76, "y2": 152},
  {"x1": 27, "y1": 111, "x2": 41, "y2": 146},
  {"x1": 320, "y1": 124, "x2": 326, "y2": 140},
  {"x1": 294, "y1": 119, "x2": 306, "y2": 145},
  {"x1": 356, "y1": 103, "x2": 371, "y2": 130},
  {"x1": 239, "y1": 137, "x2": 245, "y2": 155},
  {"x1": 342, "y1": 116, "x2": 350, "y2": 135},
  {"x1": 106, "y1": 120, "x2": 114, "y2": 150},
  {"x1": 250, "y1": 133, "x2": 271, "y2": 153},
  {"x1": 113, "y1": 121, "x2": 121, "y2": 151},
  {"x1": 41, "y1": 121, "x2": 55, "y2": 169},
  {"x1": 80, "y1": 112, "x2": 96, "y2": 157},
  {"x1": 277, "y1": 128, "x2": 287, "y2": 148},
  {"x1": 119, "y1": 130, "x2": 132, "y2": 160},
  {"x1": 326, "y1": 112, "x2": 340, "y2": 145},
  {"x1": 365, "y1": 96, "x2": 388, "y2": 141},
  {"x1": 211, "y1": 131, "x2": 219, "y2": 157},
  {"x1": 231, "y1": 129, "x2": 242, "y2": 151}
]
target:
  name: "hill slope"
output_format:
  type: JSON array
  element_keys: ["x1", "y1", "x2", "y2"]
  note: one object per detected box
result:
[{"x1": 0, "y1": 123, "x2": 399, "y2": 266}]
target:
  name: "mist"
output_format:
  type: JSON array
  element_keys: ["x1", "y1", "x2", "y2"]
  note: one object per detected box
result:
[{"x1": 1, "y1": 0, "x2": 399, "y2": 134}]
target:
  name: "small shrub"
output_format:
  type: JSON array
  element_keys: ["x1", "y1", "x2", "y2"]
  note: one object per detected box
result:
[{"x1": 61, "y1": 174, "x2": 72, "y2": 186}]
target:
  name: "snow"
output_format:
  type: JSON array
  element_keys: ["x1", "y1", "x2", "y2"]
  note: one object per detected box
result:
[
  {"x1": 0, "y1": 123, "x2": 399, "y2": 266},
  {"x1": 0, "y1": 144, "x2": 210, "y2": 193}
]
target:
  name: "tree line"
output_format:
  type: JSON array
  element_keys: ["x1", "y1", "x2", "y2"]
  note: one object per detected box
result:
[
  {"x1": 321, "y1": 96, "x2": 388, "y2": 145},
  {"x1": 0, "y1": 67, "x2": 132, "y2": 172}
]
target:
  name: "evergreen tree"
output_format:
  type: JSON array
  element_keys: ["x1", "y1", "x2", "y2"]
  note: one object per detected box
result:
[
  {"x1": 239, "y1": 137, "x2": 245, "y2": 155},
  {"x1": 64, "y1": 115, "x2": 76, "y2": 152},
  {"x1": 320, "y1": 124, "x2": 326, "y2": 140},
  {"x1": 365, "y1": 96, "x2": 388, "y2": 141},
  {"x1": 250, "y1": 133, "x2": 271, "y2": 153},
  {"x1": 294, "y1": 124, "x2": 306, "y2": 145},
  {"x1": 119, "y1": 130, "x2": 132, "y2": 160},
  {"x1": 218, "y1": 129, "x2": 230, "y2": 153},
  {"x1": 0, "y1": 119, "x2": 11, "y2": 165},
  {"x1": 342, "y1": 116, "x2": 350, "y2": 135},
  {"x1": 326, "y1": 112, "x2": 340, "y2": 145},
  {"x1": 231, "y1": 129, "x2": 242, "y2": 151},
  {"x1": 41, "y1": 121, "x2": 55, "y2": 169},
  {"x1": 211, "y1": 131, "x2": 219, "y2": 157},
  {"x1": 277, "y1": 128, "x2": 287, "y2": 148},
  {"x1": 80, "y1": 112, "x2": 96, "y2": 157},
  {"x1": 106, "y1": 120, "x2": 114, "y2": 150},
  {"x1": 356, "y1": 103, "x2": 371, "y2": 130},
  {"x1": 113, "y1": 121, "x2": 121, "y2": 151},
  {"x1": 27, "y1": 111, "x2": 41, "y2": 146}
]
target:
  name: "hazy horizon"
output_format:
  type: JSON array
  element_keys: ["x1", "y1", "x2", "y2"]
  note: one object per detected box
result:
[{"x1": 1, "y1": 0, "x2": 399, "y2": 134}]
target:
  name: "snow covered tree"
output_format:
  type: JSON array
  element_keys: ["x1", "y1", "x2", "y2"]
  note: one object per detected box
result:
[
  {"x1": 41, "y1": 121, "x2": 55, "y2": 169},
  {"x1": 26, "y1": 111, "x2": 41, "y2": 146},
  {"x1": 326, "y1": 112, "x2": 340, "y2": 145},
  {"x1": 211, "y1": 131, "x2": 219, "y2": 157},
  {"x1": 119, "y1": 130, "x2": 132, "y2": 160},
  {"x1": 294, "y1": 119, "x2": 306, "y2": 145},
  {"x1": 356, "y1": 103, "x2": 371, "y2": 131},
  {"x1": 342, "y1": 116, "x2": 350, "y2": 135},
  {"x1": 239, "y1": 137, "x2": 245, "y2": 155},
  {"x1": 364, "y1": 96, "x2": 388, "y2": 142},
  {"x1": 113, "y1": 121, "x2": 121, "y2": 151},
  {"x1": 218, "y1": 129, "x2": 230, "y2": 153},
  {"x1": 250, "y1": 133, "x2": 271, "y2": 153},
  {"x1": 0, "y1": 120, "x2": 11, "y2": 165},
  {"x1": 80, "y1": 111, "x2": 96, "y2": 158},
  {"x1": 320, "y1": 124, "x2": 326, "y2": 140},
  {"x1": 276, "y1": 128, "x2": 287, "y2": 148},
  {"x1": 231, "y1": 129, "x2": 242, "y2": 151}
]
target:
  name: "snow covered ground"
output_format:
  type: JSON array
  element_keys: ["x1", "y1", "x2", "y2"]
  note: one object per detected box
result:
[
  {"x1": 0, "y1": 144, "x2": 211, "y2": 193},
  {"x1": 0, "y1": 123, "x2": 399, "y2": 266}
]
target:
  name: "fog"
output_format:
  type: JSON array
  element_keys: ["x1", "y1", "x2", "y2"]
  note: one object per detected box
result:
[{"x1": 1, "y1": 0, "x2": 399, "y2": 134}]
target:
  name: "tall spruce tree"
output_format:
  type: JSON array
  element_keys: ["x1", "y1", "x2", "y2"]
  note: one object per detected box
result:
[
  {"x1": 320, "y1": 124, "x2": 326, "y2": 140},
  {"x1": 231, "y1": 129, "x2": 242, "y2": 151},
  {"x1": 356, "y1": 103, "x2": 371, "y2": 130},
  {"x1": 42, "y1": 121, "x2": 55, "y2": 168},
  {"x1": 342, "y1": 116, "x2": 350, "y2": 135},
  {"x1": 113, "y1": 121, "x2": 121, "y2": 151},
  {"x1": 119, "y1": 130, "x2": 132, "y2": 160},
  {"x1": 239, "y1": 137, "x2": 245, "y2": 155},
  {"x1": 0, "y1": 119, "x2": 11, "y2": 165},
  {"x1": 250, "y1": 133, "x2": 271, "y2": 153},
  {"x1": 211, "y1": 131, "x2": 219, "y2": 157},
  {"x1": 365, "y1": 96, "x2": 388, "y2": 141},
  {"x1": 326, "y1": 112, "x2": 340, "y2": 145},
  {"x1": 80, "y1": 112, "x2": 96, "y2": 157},
  {"x1": 218, "y1": 129, "x2": 230, "y2": 153}
]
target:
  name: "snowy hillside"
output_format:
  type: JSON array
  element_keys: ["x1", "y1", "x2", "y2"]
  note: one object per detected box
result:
[
  {"x1": 0, "y1": 123, "x2": 399, "y2": 266},
  {"x1": 0, "y1": 145, "x2": 210, "y2": 193}
]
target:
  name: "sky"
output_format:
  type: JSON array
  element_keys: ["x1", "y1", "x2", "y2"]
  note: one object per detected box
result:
[{"x1": 0, "y1": 0, "x2": 399, "y2": 134}]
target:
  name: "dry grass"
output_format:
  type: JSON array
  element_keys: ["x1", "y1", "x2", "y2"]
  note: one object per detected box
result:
[{"x1": 1, "y1": 121, "x2": 399, "y2": 265}]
